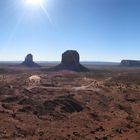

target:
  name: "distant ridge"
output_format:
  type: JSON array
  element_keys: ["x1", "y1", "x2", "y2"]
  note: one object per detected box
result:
[{"x1": 121, "y1": 60, "x2": 140, "y2": 67}]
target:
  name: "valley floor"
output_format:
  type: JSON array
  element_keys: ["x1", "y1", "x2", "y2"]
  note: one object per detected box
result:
[{"x1": 0, "y1": 66, "x2": 140, "y2": 140}]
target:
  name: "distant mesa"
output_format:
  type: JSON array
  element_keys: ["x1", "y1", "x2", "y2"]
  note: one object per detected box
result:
[
  {"x1": 62, "y1": 50, "x2": 80, "y2": 66},
  {"x1": 21, "y1": 54, "x2": 40, "y2": 67},
  {"x1": 50, "y1": 50, "x2": 89, "y2": 72},
  {"x1": 121, "y1": 60, "x2": 140, "y2": 67}
]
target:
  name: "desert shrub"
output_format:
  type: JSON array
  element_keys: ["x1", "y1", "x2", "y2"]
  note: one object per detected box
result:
[{"x1": 103, "y1": 136, "x2": 110, "y2": 140}]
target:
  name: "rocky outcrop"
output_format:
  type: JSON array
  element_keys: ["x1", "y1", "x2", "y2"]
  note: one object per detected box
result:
[
  {"x1": 61, "y1": 50, "x2": 80, "y2": 66},
  {"x1": 50, "y1": 50, "x2": 89, "y2": 72},
  {"x1": 121, "y1": 60, "x2": 140, "y2": 67},
  {"x1": 21, "y1": 54, "x2": 40, "y2": 67}
]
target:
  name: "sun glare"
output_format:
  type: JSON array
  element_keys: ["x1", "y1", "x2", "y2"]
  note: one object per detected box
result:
[
  {"x1": 24, "y1": 0, "x2": 53, "y2": 25},
  {"x1": 26, "y1": 0, "x2": 43, "y2": 5}
]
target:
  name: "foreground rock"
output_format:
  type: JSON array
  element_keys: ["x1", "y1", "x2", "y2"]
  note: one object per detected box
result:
[
  {"x1": 21, "y1": 54, "x2": 40, "y2": 67},
  {"x1": 121, "y1": 60, "x2": 140, "y2": 67},
  {"x1": 50, "y1": 50, "x2": 89, "y2": 72}
]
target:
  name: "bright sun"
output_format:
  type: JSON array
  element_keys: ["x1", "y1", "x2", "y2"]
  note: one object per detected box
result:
[{"x1": 26, "y1": 0, "x2": 43, "y2": 5}]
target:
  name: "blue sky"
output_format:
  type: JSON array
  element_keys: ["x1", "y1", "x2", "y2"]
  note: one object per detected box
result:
[{"x1": 0, "y1": 0, "x2": 140, "y2": 62}]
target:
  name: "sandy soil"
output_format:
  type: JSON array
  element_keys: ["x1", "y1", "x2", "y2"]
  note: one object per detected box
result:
[{"x1": 0, "y1": 66, "x2": 139, "y2": 140}]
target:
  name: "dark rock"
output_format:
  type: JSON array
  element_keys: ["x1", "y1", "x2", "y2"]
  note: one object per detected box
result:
[
  {"x1": 62, "y1": 50, "x2": 79, "y2": 66},
  {"x1": 18, "y1": 98, "x2": 36, "y2": 106},
  {"x1": 2, "y1": 104, "x2": 12, "y2": 110},
  {"x1": 18, "y1": 106, "x2": 35, "y2": 113},
  {"x1": 2, "y1": 96, "x2": 20, "y2": 103},
  {"x1": 121, "y1": 60, "x2": 140, "y2": 67},
  {"x1": 115, "y1": 128, "x2": 123, "y2": 134},
  {"x1": 95, "y1": 126, "x2": 105, "y2": 132},
  {"x1": 50, "y1": 50, "x2": 89, "y2": 72},
  {"x1": 34, "y1": 96, "x2": 83, "y2": 116},
  {"x1": 59, "y1": 98, "x2": 83, "y2": 113},
  {"x1": 21, "y1": 54, "x2": 40, "y2": 67},
  {"x1": 73, "y1": 132, "x2": 80, "y2": 137}
]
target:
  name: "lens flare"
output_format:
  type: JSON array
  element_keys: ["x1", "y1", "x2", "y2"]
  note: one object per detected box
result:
[{"x1": 26, "y1": 0, "x2": 43, "y2": 5}]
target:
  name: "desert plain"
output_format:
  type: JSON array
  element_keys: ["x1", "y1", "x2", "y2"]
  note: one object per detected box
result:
[{"x1": 0, "y1": 64, "x2": 139, "y2": 140}]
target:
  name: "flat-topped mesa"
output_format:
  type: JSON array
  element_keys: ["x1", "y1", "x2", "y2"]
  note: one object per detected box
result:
[
  {"x1": 121, "y1": 60, "x2": 140, "y2": 67},
  {"x1": 61, "y1": 50, "x2": 80, "y2": 66},
  {"x1": 21, "y1": 54, "x2": 40, "y2": 67},
  {"x1": 50, "y1": 50, "x2": 89, "y2": 72}
]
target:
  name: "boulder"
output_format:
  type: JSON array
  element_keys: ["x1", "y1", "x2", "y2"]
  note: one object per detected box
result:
[
  {"x1": 21, "y1": 54, "x2": 40, "y2": 67},
  {"x1": 121, "y1": 60, "x2": 140, "y2": 67},
  {"x1": 50, "y1": 50, "x2": 89, "y2": 72}
]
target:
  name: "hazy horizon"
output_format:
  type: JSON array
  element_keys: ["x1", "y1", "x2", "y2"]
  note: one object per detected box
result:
[
  {"x1": 0, "y1": 60, "x2": 120, "y2": 63},
  {"x1": 0, "y1": 0, "x2": 140, "y2": 61}
]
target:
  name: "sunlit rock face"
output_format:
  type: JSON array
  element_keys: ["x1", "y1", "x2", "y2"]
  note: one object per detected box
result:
[
  {"x1": 121, "y1": 60, "x2": 140, "y2": 67},
  {"x1": 50, "y1": 50, "x2": 89, "y2": 72},
  {"x1": 22, "y1": 54, "x2": 40, "y2": 67}
]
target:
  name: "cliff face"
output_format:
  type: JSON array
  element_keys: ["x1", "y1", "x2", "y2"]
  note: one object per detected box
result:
[
  {"x1": 50, "y1": 50, "x2": 89, "y2": 72},
  {"x1": 61, "y1": 50, "x2": 80, "y2": 66},
  {"x1": 21, "y1": 54, "x2": 40, "y2": 67},
  {"x1": 121, "y1": 60, "x2": 140, "y2": 67}
]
